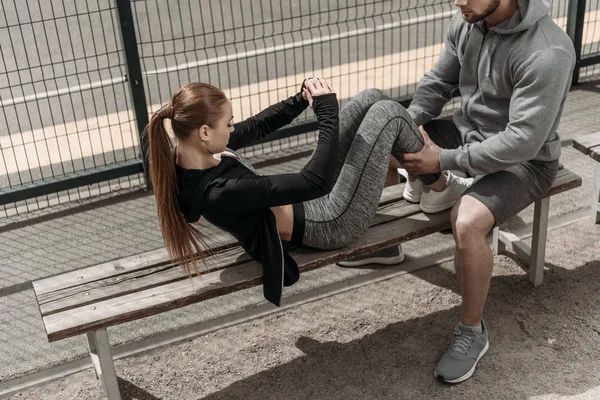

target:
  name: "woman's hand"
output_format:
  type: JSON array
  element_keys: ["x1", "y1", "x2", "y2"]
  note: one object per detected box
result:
[{"x1": 303, "y1": 78, "x2": 334, "y2": 108}]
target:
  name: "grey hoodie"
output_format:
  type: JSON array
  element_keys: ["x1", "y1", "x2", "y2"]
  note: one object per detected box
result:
[{"x1": 408, "y1": 0, "x2": 575, "y2": 176}]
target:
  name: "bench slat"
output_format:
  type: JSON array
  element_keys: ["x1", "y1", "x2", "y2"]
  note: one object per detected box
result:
[
  {"x1": 543, "y1": 169, "x2": 582, "y2": 198},
  {"x1": 572, "y1": 131, "x2": 600, "y2": 155},
  {"x1": 42, "y1": 210, "x2": 451, "y2": 342},
  {"x1": 34, "y1": 183, "x2": 408, "y2": 299},
  {"x1": 32, "y1": 222, "x2": 236, "y2": 297},
  {"x1": 378, "y1": 183, "x2": 406, "y2": 206},
  {"x1": 37, "y1": 200, "x2": 420, "y2": 317},
  {"x1": 590, "y1": 147, "x2": 600, "y2": 163},
  {"x1": 33, "y1": 184, "x2": 404, "y2": 296}
]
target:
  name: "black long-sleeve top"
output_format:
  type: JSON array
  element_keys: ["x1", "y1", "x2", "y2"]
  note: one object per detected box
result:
[{"x1": 176, "y1": 91, "x2": 339, "y2": 306}]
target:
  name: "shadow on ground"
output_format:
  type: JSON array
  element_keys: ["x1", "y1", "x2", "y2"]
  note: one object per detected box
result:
[{"x1": 198, "y1": 258, "x2": 600, "y2": 400}]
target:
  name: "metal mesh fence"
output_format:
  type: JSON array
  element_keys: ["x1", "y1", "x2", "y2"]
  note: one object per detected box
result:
[
  {"x1": 0, "y1": 0, "x2": 144, "y2": 217},
  {"x1": 132, "y1": 0, "x2": 458, "y2": 158},
  {"x1": 581, "y1": 0, "x2": 600, "y2": 78},
  {"x1": 1, "y1": 0, "x2": 599, "y2": 217}
]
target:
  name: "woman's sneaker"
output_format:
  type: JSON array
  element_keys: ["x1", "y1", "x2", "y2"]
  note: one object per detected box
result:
[
  {"x1": 403, "y1": 177, "x2": 423, "y2": 204},
  {"x1": 337, "y1": 244, "x2": 405, "y2": 267},
  {"x1": 419, "y1": 172, "x2": 474, "y2": 214}
]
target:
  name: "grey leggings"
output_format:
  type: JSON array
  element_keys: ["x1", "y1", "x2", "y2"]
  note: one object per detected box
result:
[{"x1": 300, "y1": 88, "x2": 434, "y2": 250}]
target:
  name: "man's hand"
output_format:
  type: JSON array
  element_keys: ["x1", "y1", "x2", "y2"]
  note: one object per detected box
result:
[{"x1": 401, "y1": 126, "x2": 442, "y2": 175}]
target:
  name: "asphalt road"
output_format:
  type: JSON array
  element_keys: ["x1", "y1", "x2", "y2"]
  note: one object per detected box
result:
[
  {"x1": 0, "y1": 0, "x2": 564, "y2": 136},
  {"x1": 0, "y1": 0, "x2": 598, "y2": 185}
]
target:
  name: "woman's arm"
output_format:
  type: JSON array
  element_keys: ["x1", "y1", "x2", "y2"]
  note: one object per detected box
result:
[
  {"x1": 227, "y1": 82, "x2": 310, "y2": 150},
  {"x1": 210, "y1": 85, "x2": 339, "y2": 210}
]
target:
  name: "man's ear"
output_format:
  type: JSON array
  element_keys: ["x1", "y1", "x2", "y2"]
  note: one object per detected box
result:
[{"x1": 197, "y1": 125, "x2": 210, "y2": 142}]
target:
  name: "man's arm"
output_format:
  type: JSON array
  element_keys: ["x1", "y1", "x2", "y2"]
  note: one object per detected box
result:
[
  {"x1": 407, "y1": 12, "x2": 462, "y2": 127},
  {"x1": 438, "y1": 47, "x2": 575, "y2": 176}
]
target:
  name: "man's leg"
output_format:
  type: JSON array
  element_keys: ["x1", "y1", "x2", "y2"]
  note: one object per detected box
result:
[
  {"x1": 435, "y1": 160, "x2": 559, "y2": 384},
  {"x1": 451, "y1": 195, "x2": 495, "y2": 325},
  {"x1": 433, "y1": 194, "x2": 495, "y2": 384}
]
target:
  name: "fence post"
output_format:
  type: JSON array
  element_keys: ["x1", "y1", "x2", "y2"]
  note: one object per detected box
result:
[
  {"x1": 566, "y1": 0, "x2": 586, "y2": 86},
  {"x1": 115, "y1": 0, "x2": 151, "y2": 189}
]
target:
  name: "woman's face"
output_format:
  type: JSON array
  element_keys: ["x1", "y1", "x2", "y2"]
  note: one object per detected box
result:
[{"x1": 202, "y1": 101, "x2": 234, "y2": 154}]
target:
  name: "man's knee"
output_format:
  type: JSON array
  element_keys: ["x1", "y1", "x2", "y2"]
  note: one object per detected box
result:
[{"x1": 451, "y1": 195, "x2": 495, "y2": 245}]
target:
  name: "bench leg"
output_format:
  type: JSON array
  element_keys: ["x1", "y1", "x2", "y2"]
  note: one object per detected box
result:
[
  {"x1": 592, "y1": 163, "x2": 600, "y2": 224},
  {"x1": 529, "y1": 197, "x2": 550, "y2": 287},
  {"x1": 87, "y1": 329, "x2": 121, "y2": 400},
  {"x1": 491, "y1": 226, "x2": 505, "y2": 255}
]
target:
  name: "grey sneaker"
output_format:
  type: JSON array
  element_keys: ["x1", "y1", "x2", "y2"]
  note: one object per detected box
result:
[
  {"x1": 435, "y1": 320, "x2": 489, "y2": 383},
  {"x1": 337, "y1": 245, "x2": 405, "y2": 267}
]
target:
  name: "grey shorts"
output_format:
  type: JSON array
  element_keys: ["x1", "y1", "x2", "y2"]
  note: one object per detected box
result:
[{"x1": 424, "y1": 119, "x2": 559, "y2": 226}]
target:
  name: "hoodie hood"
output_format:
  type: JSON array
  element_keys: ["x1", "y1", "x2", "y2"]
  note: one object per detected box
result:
[
  {"x1": 175, "y1": 161, "x2": 225, "y2": 223},
  {"x1": 491, "y1": 0, "x2": 550, "y2": 34}
]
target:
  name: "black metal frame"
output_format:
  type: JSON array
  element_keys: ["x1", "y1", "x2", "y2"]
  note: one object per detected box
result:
[{"x1": 115, "y1": 0, "x2": 150, "y2": 189}]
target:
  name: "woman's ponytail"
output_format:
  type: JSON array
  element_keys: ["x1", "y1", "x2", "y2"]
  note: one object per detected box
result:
[{"x1": 147, "y1": 103, "x2": 207, "y2": 275}]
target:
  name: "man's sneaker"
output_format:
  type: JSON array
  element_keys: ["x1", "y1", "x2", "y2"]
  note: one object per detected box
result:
[
  {"x1": 435, "y1": 320, "x2": 489, "y2": 383},
  {"x1": 337, "y1": 245, "x2": 405, "y2": 267},
  {"x1": 419, "y1": 172, "x2": 474, "y2": 214},
  {"x1": 403, "y1": 177, "x2": 423, "y2": 204}
]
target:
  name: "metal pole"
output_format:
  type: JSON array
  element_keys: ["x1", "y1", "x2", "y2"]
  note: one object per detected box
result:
[
  {"x1": 566, "y1": 0, "x2": 586, "y2": 86},
  {"x1": 115, "y1": 0, "x2": 151, "y2": 189}
]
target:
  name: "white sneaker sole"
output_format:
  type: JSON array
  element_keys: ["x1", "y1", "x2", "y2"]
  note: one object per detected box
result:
[
  {"x1": 337, "y1": 252, "x2": 405, "y2": 267},
  {"x1": 403, "y1": 191, "x2": 421, "y2": 204},
  {"x1": 434, "y1": 340, "x2": 490, "y2": 384}
]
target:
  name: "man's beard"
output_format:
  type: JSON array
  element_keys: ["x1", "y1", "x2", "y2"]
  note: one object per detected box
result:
[{"x1": 461, "y1": 0, "x2": 501, "y2": 23}]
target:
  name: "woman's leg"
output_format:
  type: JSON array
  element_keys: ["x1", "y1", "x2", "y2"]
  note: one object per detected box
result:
[
  {"x1": 302, "y1": 99, "x2": 433, "y2": 249},
  {"x1": 332, "y1": 88, "x2": 392, "y2": 183}
]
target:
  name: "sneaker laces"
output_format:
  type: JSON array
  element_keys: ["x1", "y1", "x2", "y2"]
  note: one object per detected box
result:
[{"x1": 449, "y1": 327, "x2": 475, "y2": 355}]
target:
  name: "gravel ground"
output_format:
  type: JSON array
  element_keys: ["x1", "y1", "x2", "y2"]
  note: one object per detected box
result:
[{"x1": 8, "y1": 218, "x2": 600, "y2": 400}]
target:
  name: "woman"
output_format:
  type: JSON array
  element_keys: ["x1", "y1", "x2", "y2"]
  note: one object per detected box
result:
[{"x1": 147, "y1": 78, "x2": 435, "y2": 306}]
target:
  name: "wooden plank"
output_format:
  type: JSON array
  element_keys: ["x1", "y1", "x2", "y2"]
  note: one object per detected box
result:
[
  {"x1": 34, "y1": 183, "x2": 407, "y2": 299},
  {"x1": 38, "y1": 247, "x2": 249, "y2": 317},
  {"x1": 590, "y1": 147, "x2": 600, "y2": 163},
  {"x1": 379, "y1": 182, "x2": 406, "y2": 205},
  {"x1": 573, "y1": 131, "x2": 600, "y2": 154},
  {"x1": 37, "y1": 200, "x2": 420, "y2": 317},
  {"x1": 32, "y1": 221, "x2": 236, "y2": 297},
  {"x1": 43, "y1": 210, "x2": 451, "y2": 342},
  {"x1": 543, "y1": 170, "x2": 582, "y2": 198}
]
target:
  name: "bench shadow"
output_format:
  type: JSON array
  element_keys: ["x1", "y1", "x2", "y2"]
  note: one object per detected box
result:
[
  {"x1": 199, "y1": 259, "x2": 600, "y2": 400},
  {"x1": 117, "y1": 377, "x2": 163, "y2": 400}
]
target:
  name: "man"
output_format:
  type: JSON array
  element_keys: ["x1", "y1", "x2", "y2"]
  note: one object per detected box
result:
[
  {"x1": 344, "y1": 0, "x2": 575, "y2": 383},
  {"x1": 403, "y1": 0, "x2": 575, "y2": 383}
]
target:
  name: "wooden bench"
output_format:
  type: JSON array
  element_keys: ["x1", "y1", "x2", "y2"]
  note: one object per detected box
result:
[
  {"x1": 573, "y1": 131, "x2": 600, "y2": 224},
  {"x1": 32, "y1": 168, "x2": 581, "y2": 400}
]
